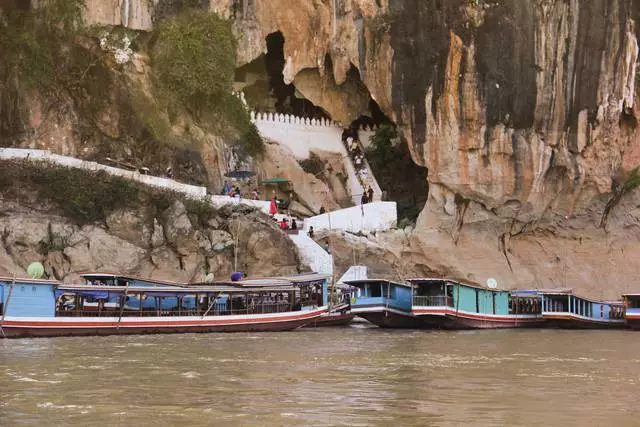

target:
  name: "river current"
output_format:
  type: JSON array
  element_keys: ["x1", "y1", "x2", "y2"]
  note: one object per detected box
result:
[{"x1": 1, "y1": 323, "x2": 639, "y2": 426}]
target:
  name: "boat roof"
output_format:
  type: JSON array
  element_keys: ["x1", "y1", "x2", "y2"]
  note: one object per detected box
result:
[
  {"x1": 408, "y1": 277, "x2": 502, "y2": 291},
  {"x1": 0, "y1": 276, "x2": 62, "y2": 285},
  {"x1": 622, "y1": 293, "x2": 640, "y2": 297},
  {"x1": 344, "y1": 279, "x2": 413, "y2": 288},
  {"x1": 539, "y1": 289, "x2": 622, "y2": 304},
  {"x1": 81, "y1": 272, "x2": 184, "y2": 287},
  {"x1": 234, "y1": 273, "x2": 328, "y2": 288},
  {"x1": 57, "y1": 283, "x2": 297, "y2": 294},
  {"x1": 189, "y1": 273, "x2": 328, "y2": 288}
]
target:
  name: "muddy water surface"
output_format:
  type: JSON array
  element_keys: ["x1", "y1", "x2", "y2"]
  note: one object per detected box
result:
[{"x1": 1, "y1": 325, "x2": 639, "y2": 426}]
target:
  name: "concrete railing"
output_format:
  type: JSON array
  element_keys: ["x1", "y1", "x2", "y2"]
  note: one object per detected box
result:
[
  {"x1": 251, "y1": 111, "x2": 344, "y2": 160},
  {"x1": 303, "y1": 201, "x2": 397, "y2": 234},
  {"x1": 0, "y1": 148, "x2": 207, "y2": 198}
]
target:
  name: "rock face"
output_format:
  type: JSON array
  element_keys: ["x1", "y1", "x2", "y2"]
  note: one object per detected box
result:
[
  {"x1": 0, "y1": 199, "x2": 301, "y2": 283},
  {"x1": 5, "y1": 0, "x2": 640, "y2": 294},
  {"x1": 212, "y1": 0, "x2": 640, "y2": 295}
]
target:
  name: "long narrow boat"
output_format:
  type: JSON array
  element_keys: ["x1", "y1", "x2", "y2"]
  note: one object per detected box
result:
[
  {"x1": 540, "y1": 289, "x2": 626, "y2": 329},
  {"x1": 235, "y1": 273, "x2": 354, "y2": 327},
  {"x1": 623, "y1": 293, "x2": 640, "y2": 330},
  {"x1": 409, "y1": 279, "x2": 544, "y2": 329},
  {"x1": 346, "y1": 279, "x2": 423, "y2": 328},
  {"x1": 0, "y1": 273, "x2": 328, "y2": 338}
]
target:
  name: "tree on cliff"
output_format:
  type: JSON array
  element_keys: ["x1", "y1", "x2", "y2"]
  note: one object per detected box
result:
[{"x1": 151, "y1": 9, "x2": 263, "y2": 156}]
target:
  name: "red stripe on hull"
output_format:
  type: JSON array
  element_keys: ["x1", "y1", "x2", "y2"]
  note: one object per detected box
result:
[
  {"x1": 0, "y1": 310, "x2": 326, "y2": 338},
  {"x1": 544, "y1": 315, "x2": 627, "y2": 329},
  {"x1": 438, "y1": 315, "x2": 545, "y2": 330},
  {"x1": 412, "y1": 309, "x2": 543, "y2": 329}
]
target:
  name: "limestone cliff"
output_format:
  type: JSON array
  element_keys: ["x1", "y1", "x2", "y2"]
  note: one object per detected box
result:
[
  {"x1": 3, "y1": 0, "x2": 640, "y2": 294},
  {"x1": 209, "y1": 0, "x2": 640, "y2": 295}
]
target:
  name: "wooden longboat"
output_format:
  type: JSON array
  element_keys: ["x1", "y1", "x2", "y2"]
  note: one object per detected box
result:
[
  {"x1": 623, "y1": 294, "x2": 640, "y2": 330},
  {"x1": 241, "y1": 274, "x2": 354, "y2": 327},
  {"x1": 540, "y1": 289, "x2": 627, "y2": 329},
  {"x1": 0, "y1": 274, "x2": 328, "y2": 338},
  {"x1": 408, "y1": 279, "x2": 544, "y2": 329},
  {"x1": 346, "y1": 279, "x2": 423, "y2": 328}
]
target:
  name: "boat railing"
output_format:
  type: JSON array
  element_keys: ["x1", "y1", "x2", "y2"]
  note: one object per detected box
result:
[
  {"x1": 412, "y1": 295, "x2": 452, "y2": 307},
  {"x1": 55, "y1": 302, "x2": 295, "y2": 317}
]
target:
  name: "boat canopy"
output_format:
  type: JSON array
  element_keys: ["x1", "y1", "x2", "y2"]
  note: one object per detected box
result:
[
  {"x1": 408, "y1": 278, "x2": 499, "y2": 292},
  {"x1": 344, "y1": 279, "x2": 413, "y2": 289},
  {"x1": 81, "y1": 272, "x2": 183, "y2": 287}
]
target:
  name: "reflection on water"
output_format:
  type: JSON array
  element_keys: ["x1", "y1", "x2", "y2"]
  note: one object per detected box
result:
[{"x1": 1, "y1": 326, "x2": 639, "y2": 426}]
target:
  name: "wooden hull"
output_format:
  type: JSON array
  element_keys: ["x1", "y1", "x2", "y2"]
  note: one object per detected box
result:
[
  {"x1": 412, "y1": 307, "x2": 544, "y2": 330},
  {"x1": 626, "y1": 318, "x2": 640, "y2": 330},
  {"x1": 543, "y1": 314, "x2": 627, "y2": 329},
  {"x1": 352, "y1": 306, "x2": 424, "y2": 329},
  {"x1": 0, "y1": 308, "x2": 327, "y2": 338},
  {"x1": 304, "y1": 312, "x2": 354, "y2": 328}
]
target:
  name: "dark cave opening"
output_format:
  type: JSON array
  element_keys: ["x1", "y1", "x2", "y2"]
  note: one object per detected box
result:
[{"x1": 235, "y1": 31, "x2": 329, "y2": 119}]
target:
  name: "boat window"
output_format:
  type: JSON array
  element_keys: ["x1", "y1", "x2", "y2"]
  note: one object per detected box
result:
[
  {"x1": 388, "y1": 284, "x2": 396, "y2": 299},
  {"x1": 370, "y1": 283, "x2": 382, "y2": 298},
  {"x1": 475, "y1": 290, "x2": 479, "y2": 313}
]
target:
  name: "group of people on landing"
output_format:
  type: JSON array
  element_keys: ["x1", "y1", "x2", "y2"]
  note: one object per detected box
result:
[
  {"x1": 276, "y1": 217, "x2": 298, "y2": 231},
  {"x1": 221, "y1": 181, "x2": 261, "y2": 200},
  {"x1": 361, "y1": 186, "x2": 374, "y2": 205}
]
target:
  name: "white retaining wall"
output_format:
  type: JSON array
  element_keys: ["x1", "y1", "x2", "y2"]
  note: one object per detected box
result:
[
  {"x1": 251, "y1": 111, "x2": 344, "y2": 159},
  {"x1": 210, "y1": 195, "x2": 271, "y2": 214},
  {"x1": 303, "y1": 201, "x2": 397, "y2": 234},
  {"x1": 251, "y1": 111, "x2": 382, "y2": 204},
  {"x1": 0, "y1": 148, "x2": 274, "y2": 213}
]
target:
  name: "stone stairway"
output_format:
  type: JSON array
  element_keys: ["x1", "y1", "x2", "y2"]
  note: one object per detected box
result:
[{"x1": 289, "y1": 232, "x2": 333, "y2": 277}]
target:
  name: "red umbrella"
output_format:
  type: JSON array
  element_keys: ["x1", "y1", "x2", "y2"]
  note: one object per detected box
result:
[{"x1": 269, "y1": 198, "x2": 278, "y2": 216}]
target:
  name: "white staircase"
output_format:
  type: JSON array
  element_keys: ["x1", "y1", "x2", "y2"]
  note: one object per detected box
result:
[{"x1": 289, "y1": 232, "x2": 333, "y2": 277}]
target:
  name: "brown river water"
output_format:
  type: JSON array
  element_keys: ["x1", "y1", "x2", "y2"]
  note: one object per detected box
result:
[{"x1": 1, "y1": 323, "x2": 639, "y2": 426}]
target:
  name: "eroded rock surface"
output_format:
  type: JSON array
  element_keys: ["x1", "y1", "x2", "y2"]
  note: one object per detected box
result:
[{"x1": 0, "y1": 199, "x2": 301, "y2": 283}]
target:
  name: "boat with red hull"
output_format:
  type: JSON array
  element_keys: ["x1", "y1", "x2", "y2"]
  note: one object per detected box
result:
[
  {"x1": 540, "y1": 289, "x2": 626, "y2": 329},
  {"x1": 409, "y1": 280, "x2": 544, "y2": 329},
  {"x1": 0, "y1": 273, "x2": 328, "y2": 338}
]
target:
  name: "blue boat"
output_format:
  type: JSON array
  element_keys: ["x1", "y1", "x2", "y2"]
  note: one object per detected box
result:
[
  {"x1": 540, "y1": 289, "x2": 626, "y2": 329},
  {"x1": 409, "y1": 279, "x2": 544, "y2": 329},
  {"x1": 346, "y1": 279, "x2": 421, "y2": 328},
  {"x1": 0, "y1": 273, "x2": 329, "y2": 338}
]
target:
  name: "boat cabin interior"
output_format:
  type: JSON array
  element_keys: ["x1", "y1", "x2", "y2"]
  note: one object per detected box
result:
[
  {"x1": 408, "y1": 279, "x2": 453, "y2": 307},
  {"x1": 54, "y1": 274, "x2": 328, "y2": 318},
  {"x1": 509, "y1": 291, "x2": 542, "y2": 315},
  {"x1": 624, "y1": 295, "x2": 640, "y2": 309},
  {"x1": 542, "y1": 292, "x2": 625, "y2": 320},
  {"x1": 346, "y1": 279, "x2": 413, "y2": 311},
  {"x1": 54, "y1": 283, "x2": 313, "y2": 318}
]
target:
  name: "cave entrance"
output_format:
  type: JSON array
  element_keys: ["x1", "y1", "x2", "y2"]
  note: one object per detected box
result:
[{"x1": 234, "y1": 31, "x2": 330, "y2": 119}]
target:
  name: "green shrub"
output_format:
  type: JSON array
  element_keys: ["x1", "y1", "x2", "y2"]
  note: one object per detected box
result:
[
  {"x1": 152, "y1": 10, "x2": 236, "y2": 115},
  {"x1": 366, "y1": 123, "x2": 398, "y2": 170},
  {"x1": 151, "y1": 10, "x2": 264, "y2": 156},
  {"x1": 0, "y1": 160, "x2": 141, "y2": 225},
  {"x1": 184, "y1": 197, "x2": 217, "y2": 226},
  {"x1": 623, "y1": 166, "x2": 640, "y2": 192}
]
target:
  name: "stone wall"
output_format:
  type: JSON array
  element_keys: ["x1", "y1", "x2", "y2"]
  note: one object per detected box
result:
[{"x1": 303, "y1": 201, "x2": 397, "y2": 234}]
